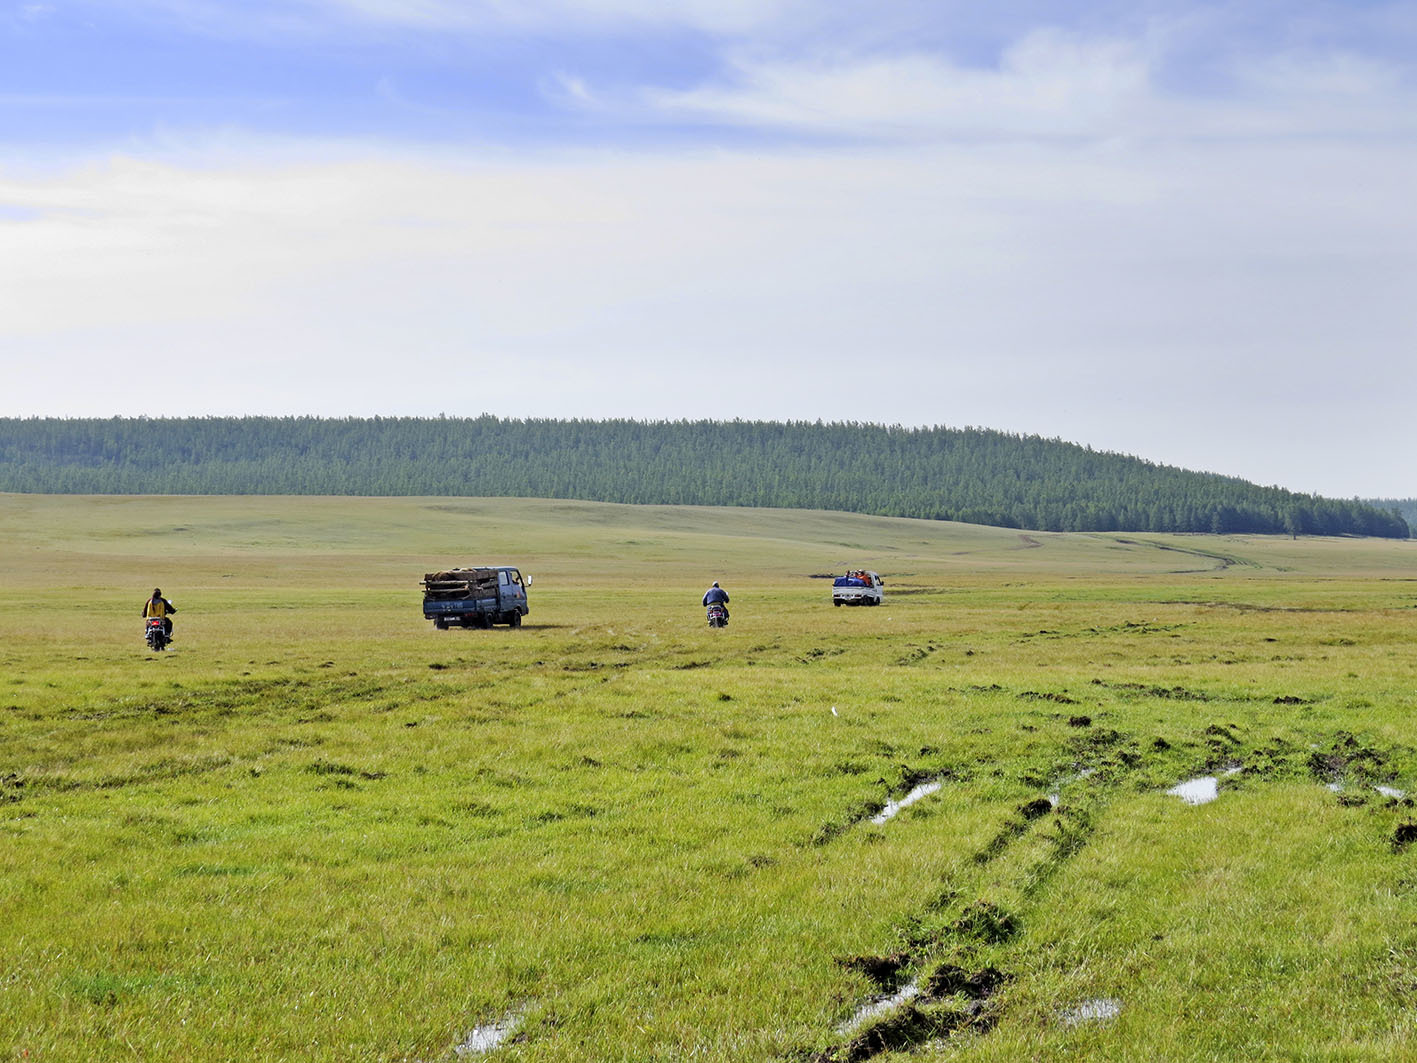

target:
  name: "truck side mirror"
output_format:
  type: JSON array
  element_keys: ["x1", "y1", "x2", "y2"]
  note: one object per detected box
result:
[{"x1": 525, "y1": 575, "x2": 533, "y2": 586}]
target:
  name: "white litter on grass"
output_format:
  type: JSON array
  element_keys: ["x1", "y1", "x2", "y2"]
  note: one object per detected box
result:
[
  {"x1": 871, "y1": 781, "x2": 943, "y2": 825},
  {"x1": 455, "y1": 1012, "x2": 522, "y2": 1057},
  {"x1": 1062, "y1": 998, "x2": 1121, "y2": 1026},
  {"x1": 831, "y1": 706, "x2": 839, "y2": 717},
  {"x1": 1326, "y1": 782, "x2": 1343, "y2": 793},
  {"x1": 1376, "y1": 785, "x2": 1406, "y2": 799},
  {"x1": 838, "y1": 981, "x2": 921, "y2": 1035},
  {"x1": 1167, "y1": 776, "x2": 1219, "y2": 805}
]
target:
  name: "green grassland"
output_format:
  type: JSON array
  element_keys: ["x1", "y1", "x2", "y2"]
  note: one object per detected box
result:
[{"x1": 2, "y1": 494, "x2": 1416, "y2": 1062}]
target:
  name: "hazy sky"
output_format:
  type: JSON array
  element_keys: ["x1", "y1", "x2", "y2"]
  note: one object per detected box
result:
[{"x1": 2, "y1": 1, "x2": 1414, "y2": 497}]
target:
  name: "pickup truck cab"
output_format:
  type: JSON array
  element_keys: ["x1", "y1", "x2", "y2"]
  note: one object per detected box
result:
[
  {"x1": 832, "y1": 569, "x2": 884, "y2": 606},
  {"x1": 423, "y1": 566, "x2": 531, "y2": 629}
]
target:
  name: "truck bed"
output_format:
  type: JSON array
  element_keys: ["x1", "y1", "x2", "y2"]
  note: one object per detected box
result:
[{"x1": 422, "y1": 568, "x2": 499, "y2": 600}]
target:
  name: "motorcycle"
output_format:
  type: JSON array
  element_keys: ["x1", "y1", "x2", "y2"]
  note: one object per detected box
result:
[
  {"x1": 706, "y1": 602, "x2": 729, "y2": 629},
  {"x1": 145, "y1": 617, "x2": 169, "y2": 651}
]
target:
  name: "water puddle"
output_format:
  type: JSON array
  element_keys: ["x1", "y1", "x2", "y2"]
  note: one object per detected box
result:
[
  {"x1": 1167, "y1": 776, "x2": 1219, "y2": 805},
  {"x1": 1048, "y1": 768, "x2": 1097, "y2": 808},
  {"x1": 871, "y1": 781, "x2": 942, "y2": 825},
  {"x1": 838, "y1": 980, "x2": 921, "y2": 1035},
  {"x1": 1061, "y1": 998, "x2": 1121, "y2": 1026},
  {"x1": 454, "y1": 1011, "x2": 523, "y2": 1057},
  {"x1": 1325, "y1": 782, "x2": 1405, "y2": 799}
]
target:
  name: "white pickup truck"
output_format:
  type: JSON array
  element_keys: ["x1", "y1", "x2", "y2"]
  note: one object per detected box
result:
[{"x1": 832, "y1": 569, "x2": 884, "y2": 606}]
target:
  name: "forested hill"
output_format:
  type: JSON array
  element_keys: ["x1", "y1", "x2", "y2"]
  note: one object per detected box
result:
[
  {"x1": 1364, "y1": 498, "x2": 1417, "y2": 532},
  {"x1": 0, "y1": 416, "x2": 1408, "y2": 538}
]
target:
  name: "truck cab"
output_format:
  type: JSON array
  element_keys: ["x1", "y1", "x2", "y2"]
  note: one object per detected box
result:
[
  {"x1": 423, "y1": 566, "x2": 532, "y2": 629},
  {"x1": 832, "y1": 569, "x2": 883, "y2": 606}
]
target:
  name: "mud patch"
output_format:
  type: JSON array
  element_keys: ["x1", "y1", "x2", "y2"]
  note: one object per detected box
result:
[
  {"x1": 1393, "y1": 823, "x2": 1417, "y2": 852},
  {"x1": 825, "y1": 962, "x2": 1005, "y2": 1061},
  {"x1": 1091, "y1": 679, "x2": 1213, "y2": 702},
  {"x1": 871, "y1": 780, "x2": 943, "y2": 825},
  {"x1": 1019, "y1": 797, "x2": 1053, "y2": 820},
  {"x1": 1019, "y1": 691, "x2": 1079, "y2": 705},
  {"x1": 1308, "y1": 733, "x2": 1390, "y2": 788},
  {"x1": 0, "y1": 772, "x2": 24, "y2": 804},
  {"x1": 923, "y1": 965, "x2": 1006, "y2": 999},
  {"x1": 836, "y1": 981, "x2": 922, "y2": 1036},
  {"x1": 826, "y1": 1000, "x2": 985, "y2": 1062},
  {"x1": 839, "y1": 953, "x2": 911, "y2": 991},
  {"x1": 896, "y1": 644, "x2": 940, "y2": 666}
]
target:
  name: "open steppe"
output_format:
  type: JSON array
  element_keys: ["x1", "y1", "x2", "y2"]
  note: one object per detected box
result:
[{"x1": 2, "y1": 494, "x2": 1415, "y2": 1061}]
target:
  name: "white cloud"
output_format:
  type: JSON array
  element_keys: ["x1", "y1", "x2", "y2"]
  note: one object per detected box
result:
[
  {"x1": 4, "y1": 3, "x2": 1417, "y2": 495},
  {"x1": 632, "y1": 25, "x2": 1417, "y2": 146},
  {"x1": 2, "y1": 123, "x2": 1415, "y2": 494},
  {"x1": 646, "y1": 31, "x2": 1153, "y2": 139},
  {"x1": 106, "y1": 0, "x2": 806, "y2": 36}
]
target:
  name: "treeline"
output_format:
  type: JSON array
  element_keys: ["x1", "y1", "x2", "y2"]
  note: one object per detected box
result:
[
  {"x1": 1363, "y1": 498, "x2": 1417, "y2": 534},
  {"x1": 0, "y1": 416, "x2": 1408, "y2": 538}
]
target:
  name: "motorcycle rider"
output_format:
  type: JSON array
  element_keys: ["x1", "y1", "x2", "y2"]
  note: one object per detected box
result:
[
  {"x1": 142, "y1": 588, "x2": 177, "y2": 640},
  {"x1": 702, "y1": 581, "x2": 729, "y2": 619}
]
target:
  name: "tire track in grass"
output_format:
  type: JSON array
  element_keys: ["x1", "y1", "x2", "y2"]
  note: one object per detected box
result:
[
  {"x1": 803, "y1": 721, "x2": 1417, "y2": 1060},
  {"x1": 804, "y1": 730, "x2": 1138, "y2": 1061}
]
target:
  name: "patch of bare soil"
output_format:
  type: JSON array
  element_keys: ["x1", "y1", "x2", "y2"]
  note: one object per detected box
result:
[
  {"x1": 1091, "y1": 679, "x2": 1215, "y2": 701},
  {"x1": 1019, "y1": 690, "x2": 1079, "y2": 705},
  {"x1": 1308, "y1": 732, "x2": 1390, "y2": 787},
  {"x1": 839, "y1": 953, "x2": 911, "y2": 991},
  {"x1": 817, "y1": 958, "x2": 1007, "y2": 1063}
]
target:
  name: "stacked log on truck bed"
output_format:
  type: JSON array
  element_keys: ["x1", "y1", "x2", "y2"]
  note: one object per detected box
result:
[{"x1": 422, "y1": 568, "x2": 499, "y2": 600}]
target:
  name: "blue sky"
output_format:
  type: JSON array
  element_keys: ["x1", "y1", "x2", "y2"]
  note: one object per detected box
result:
[{"x1": 2, "y1": 0, "x2": 1415, "y2": 497}]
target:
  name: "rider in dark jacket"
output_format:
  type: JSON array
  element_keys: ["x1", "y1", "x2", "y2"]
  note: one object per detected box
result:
[{"x1": 702, "y1": 582, "x2": 729, "y2": 610}]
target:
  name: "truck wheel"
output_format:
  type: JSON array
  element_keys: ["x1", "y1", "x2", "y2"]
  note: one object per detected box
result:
[
  {"x1": 434, "y1": 618, "x2": 448, "y2": 630},
  {"x1": 833, "y1": 600, "x2": 842, "y2": 607},
  {"x1": 508, "y1": 612, "x2": 522, "y2": 628}
]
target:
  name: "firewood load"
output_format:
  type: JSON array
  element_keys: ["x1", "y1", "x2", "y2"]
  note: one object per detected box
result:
[{"x1": 422, "y1": 568, "x2": 499, "y2": 600}]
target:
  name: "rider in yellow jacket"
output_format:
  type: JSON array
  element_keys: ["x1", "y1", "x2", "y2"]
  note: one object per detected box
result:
[{"x1": 142, "y1": 588, "x2": 177, "y2": 639}]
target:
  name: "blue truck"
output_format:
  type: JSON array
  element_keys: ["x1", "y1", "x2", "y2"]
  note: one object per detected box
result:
[{"x1": 422, "y1": 566, "x2": 532, "y2": 629}]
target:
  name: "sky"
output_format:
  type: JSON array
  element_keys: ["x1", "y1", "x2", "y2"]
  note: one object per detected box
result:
[{"x1": 2, "y1": 1, "x2": 1415, "y2": 499}]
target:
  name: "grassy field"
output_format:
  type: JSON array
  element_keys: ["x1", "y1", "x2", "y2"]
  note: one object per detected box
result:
[{"x1": 2, "y1": 493, "x2": 1416, "y2": 1062}]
